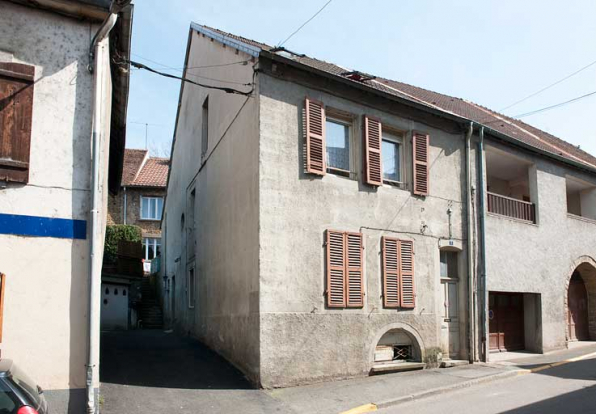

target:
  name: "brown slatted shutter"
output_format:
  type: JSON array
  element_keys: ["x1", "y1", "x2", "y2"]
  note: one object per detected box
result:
[
  {"x1": 412, "y1": 132, "x2": 429, "y2": 196},
  {"x1": 326, "y1": 230, "x2": 346, "y2": 307},
  {"x1": 345, "y1": 232, "x2": 364, "y2": 307},
  {"x1": 399, "y1": 240, "x2": 415, "y2": 308},
  {"x1": 305, "y1": 98, "x2": 326, "y2": 175},
  {"x1": 382, "y1": 237, "x2": 400, "y2": 308},
  {"x1": 0, "y1": 63, "x2": 34, "y2": 184},
  {"x1": 364, "y1": 116, "x2": 382, "y2": 186}
]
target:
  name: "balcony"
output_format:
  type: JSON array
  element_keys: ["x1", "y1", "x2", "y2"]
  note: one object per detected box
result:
[
  {"x1": 566, "y1": 175, "x2": 596, "y2": 222},
  {"x1": 487, "y1": 192, "x2": 536, "y2": 223},
  {"x1": 485, "y1": 146, "x2": 536, "y2": 224}
]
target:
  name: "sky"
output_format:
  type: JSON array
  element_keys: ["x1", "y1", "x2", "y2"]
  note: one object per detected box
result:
[{"x1": 125, "y1": 0, "x2": 596, "y2": 157}]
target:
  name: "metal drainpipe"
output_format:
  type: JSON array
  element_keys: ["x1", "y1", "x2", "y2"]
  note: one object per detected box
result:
[
  {"x1": 87, "y1": 11, "x2": 118, "y2": 414},
  {"x1": 465, "y1": 122, "x2": 475, "y2": 363},
  {"x1": 478, "y1": 126, "x2": 489, "y2": 362},
  {"x1": 123, "y1": 186, "x2": 127, "y2": 224}
]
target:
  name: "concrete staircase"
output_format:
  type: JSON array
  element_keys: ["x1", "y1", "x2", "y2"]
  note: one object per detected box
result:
[{"x1": 139, "y1": 278, "x2": 163, "y2": 329}]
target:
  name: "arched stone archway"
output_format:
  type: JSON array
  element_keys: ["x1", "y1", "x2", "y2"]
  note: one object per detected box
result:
[
  {"x1": 564, "y1": 256, "x2": 596, "y2": 342},
  {"x1": 368, "y1": 322, "x2": 425, "y2": 370}
]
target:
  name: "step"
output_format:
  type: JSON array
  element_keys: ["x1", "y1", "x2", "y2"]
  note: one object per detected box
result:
[
  {"x1": 440, "y1": 359, "x2": 470, "y2": 368},
  {"x1": 371, "y1": 361, "x2": 425, "y2": 374}
]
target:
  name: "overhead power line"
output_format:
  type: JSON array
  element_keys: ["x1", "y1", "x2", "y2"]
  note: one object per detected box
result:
[
  {"x1": 500, "y1": 58, "x2": 596, "y2": 112},
  {"x1": 278, "y1": 0, "x2": 334, "y2": 47},
  {"x1": 511, "y1": 90, "x2": 596, "y2": 119},
  {"x1": 121, "y1": 59, "x2": 255, "y2": 96},
  {"x1": 132, "y1": 53, "x2": 251, "y2": 72}
]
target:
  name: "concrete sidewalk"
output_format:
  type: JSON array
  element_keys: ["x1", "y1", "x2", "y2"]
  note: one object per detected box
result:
[
  {"x1": 267, "y1": 344, "x2": 596, "y2": 413},
  {"x1": 100, "y1": 330, "x2": 596, "y2": 414}
]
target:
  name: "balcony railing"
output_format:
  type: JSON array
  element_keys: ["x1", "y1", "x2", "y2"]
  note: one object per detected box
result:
[{"x1": 487, "y1": 191, "x2": 536, "y2": 223}]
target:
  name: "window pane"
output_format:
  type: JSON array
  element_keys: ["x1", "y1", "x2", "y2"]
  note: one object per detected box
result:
[
  {"x1": 440, "y1": 251, "x2": 448, "y2": 278},
  {"x1": 148, "y1": 244, "x2": 155, "y2": 260},
  {"x1": 382, "y1": 139, "x2": 401, "y2": 182},
  {"x1": 156, "y1": 198, "x2": 164, "y2": 219},
  {"x1": 448, "y1": 283, "x2": 458, "y2": 318},
  {"x1": 326, "y1": 120, "x2": 350, "y2": 171},
  {"x1": 149, "y1": 198, "x2": 156, "y2": 219},
  {"x1": 141, "y1": 198, "x2": 150, "y2": 219}
]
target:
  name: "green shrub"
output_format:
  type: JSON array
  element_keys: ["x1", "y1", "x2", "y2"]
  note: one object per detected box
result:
[{"x1": 104, "y1": 225, "x2": 142, "y2": 263}]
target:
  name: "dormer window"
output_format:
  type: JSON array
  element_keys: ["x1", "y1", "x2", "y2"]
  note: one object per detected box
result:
[{"x1": 340, "y1": 70, "x2": 376, "y2": 83}]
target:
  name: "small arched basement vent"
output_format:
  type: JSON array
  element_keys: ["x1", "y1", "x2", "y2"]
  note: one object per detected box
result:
[{"x1": 372, "y1": 328, "x2": 424, "y2": 374}]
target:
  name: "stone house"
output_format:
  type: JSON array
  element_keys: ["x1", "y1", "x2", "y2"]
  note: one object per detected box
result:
[
  {"x1": 161, "y1": 24, "x2": 596, "y2": 388},
  {"x1": 108, "y1": 148, "x2": 169, "y2": 272},
  {"x1": 0, "y1": 1, "x2": 132, "y2": 412}
]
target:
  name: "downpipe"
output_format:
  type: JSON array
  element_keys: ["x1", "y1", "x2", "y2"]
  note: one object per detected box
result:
[
  {"x1": 465, "y1": 122, "x2": 475, "y2": 363},
  {"x1": 87, "y1": 11, "x2": 118, "y2": 414},
  {"x1": 478, "y1": 127, "x2": 489, "y2": 362}
]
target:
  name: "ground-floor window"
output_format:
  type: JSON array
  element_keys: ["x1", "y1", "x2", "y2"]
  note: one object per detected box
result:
[{"x1": 142, "y1": 237, "x2": 161, "y2": 261}]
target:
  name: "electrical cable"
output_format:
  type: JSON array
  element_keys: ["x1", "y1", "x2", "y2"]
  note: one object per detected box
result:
[
  {"x1": 511, "y1": 90, "x2": 596, "y2": 119},
  {"x1": 119, "y1": 58, "x2": 254, "y2": 96},
  {"x1": 277, "y1": 0, "x2": 334, "y2": 47},
  {"x1": 500, "y1": 58, "x2": 596, "y2": 112},
  {"x1": 132, "y1": 53, "x2": 250, "y2": 71}
]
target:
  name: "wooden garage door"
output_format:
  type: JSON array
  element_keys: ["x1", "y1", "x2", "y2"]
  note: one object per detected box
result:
[
  {"x1": 568, "y1": 272, "x2": 589, "y2": 341},
  {"x1": 489, "y1": 292, "x2": 525, "y2": 352}
]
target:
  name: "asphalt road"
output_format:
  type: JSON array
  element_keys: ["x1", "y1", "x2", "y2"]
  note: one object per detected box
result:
[{"x1": 380, "y1": 356, "x2": 596, "y2": 414}]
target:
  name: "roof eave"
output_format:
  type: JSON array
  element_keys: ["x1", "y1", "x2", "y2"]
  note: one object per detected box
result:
[{"x1": 262, "y1": 51, "x2": 596, "y2": 176}]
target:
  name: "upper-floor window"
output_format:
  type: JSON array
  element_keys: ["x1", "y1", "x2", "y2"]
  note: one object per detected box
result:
[
  {"x1": 140, "y1": 196, "x2": 163, "y2": 220},
  {"x1": 382, "y1": 131, "x2": 403, "y2": 183},
  {"x1": 566, "y1": 176, "x2": 596, "y2": 220},
  {"x1": 325, "y1": 117, "x2": 351, "y2": 174},
  {"x1": 142, "y1": 237, "x2": 161, "y2": 261}
]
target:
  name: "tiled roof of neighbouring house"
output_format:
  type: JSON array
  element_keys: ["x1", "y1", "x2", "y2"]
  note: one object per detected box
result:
[
  {"x1": 193, "y1": 24, "x2": 596, "y2": 170},
  {"x1": 121, "y1": 149, "x2": 169, "y2": 188},
  {"x1": 121, "y1": 149, "x2": 148, "y2": 186},
  {"x1": 131, "y1": 157, "x2": 170, "y2": 188}
]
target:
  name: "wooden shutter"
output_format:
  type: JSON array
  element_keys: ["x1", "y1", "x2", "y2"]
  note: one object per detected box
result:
[
  {"x1": 412, "y1": 132, "x2": 429, "y2": 196},
  {"x1": 326, "y1": 230, "x2": 346, "y2": 307},
  {"x1": 0, "y1": 63, "x2": 34, "y2": 184},
  {"x1": 345, "y1": 232, "x2": 364, "y2": 307},
  {"x1": 382, "y1": 237, "x2": 400, "y2": 308},
  {"x1": 399, "y1": 240, "x2": 415, "y2": 308},
  {"x1": 364, "y1": 116, "x2": 382, "y2": 186},
  {"x1": 305, "y1": 97, "x2": 326, "y2": 175}
]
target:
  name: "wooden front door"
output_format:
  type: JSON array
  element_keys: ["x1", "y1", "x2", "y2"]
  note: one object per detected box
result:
[
  {"x1": 489, "y1": 292, "x2": 525, "y2": 352},
  {"x1": 568, "y1": 273, "x2": 589, "y2": 341}
]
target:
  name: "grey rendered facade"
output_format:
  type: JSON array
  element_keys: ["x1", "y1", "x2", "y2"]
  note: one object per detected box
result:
[{"x1": 161, "y1": 24, "x2": 596, "y2": 388}]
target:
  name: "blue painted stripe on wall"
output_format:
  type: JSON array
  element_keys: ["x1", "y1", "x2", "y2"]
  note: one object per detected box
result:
[{"x1": 0, "y1": 213, "x2": 87, "y2": 239}]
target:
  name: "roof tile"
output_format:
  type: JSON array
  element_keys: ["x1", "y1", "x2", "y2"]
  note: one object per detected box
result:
[{"x1": 198, "y1": 25, "x2": 596, "y2": 169}]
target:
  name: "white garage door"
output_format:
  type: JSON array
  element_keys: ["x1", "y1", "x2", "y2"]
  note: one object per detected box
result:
[{"x1": 101, "y1": 283, "x2": 129, "y2": 330}]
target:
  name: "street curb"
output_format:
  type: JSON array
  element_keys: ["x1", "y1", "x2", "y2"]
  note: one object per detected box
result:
[{"x1": 374, "y1": 368, "x2": 526, "y2": 410}]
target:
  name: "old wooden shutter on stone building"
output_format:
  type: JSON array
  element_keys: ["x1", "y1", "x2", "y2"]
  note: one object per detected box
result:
[
  {"x1": 382, "y1": 237, "x2": 400, "y2": 308},
  {"x1": 363, "y1": 115, "x2": 382, "y2": 186},
  {"x1": 305, "y1": 97, "x2": 326, "y2": 175},
  {"x1": 399, "y1": 240, "x2": 415, "y2": 308},
  {"x1": 0, "y1": 62, "x2": 34, "y2": 184},
  {"x1": 326, "y1": 230, "x2": 346, "y2": 307},
  {"x1": 412, "y1": 132, "x2": 429, "y2": 196},
  {"x1": 326, "y1": 230, "x2": 364, "y2": 308},
  {"x1": 382, "y1": 237, "x2": 415, "y2": 309},
  {"x1": 345, "y1": 232, "x2": 364, "y2": 307}
]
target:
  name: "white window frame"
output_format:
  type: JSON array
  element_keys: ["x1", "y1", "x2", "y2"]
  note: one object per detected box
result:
[
  {"x1": 140, "y1": 196, "x2": 163, "y2": 221},
  {"x1": 142, "y1": 237, "x2": 161, "y2": 261},
  {"x1": 381, "y1": 130, "x2": 405, "y2": 185},
  {"x1": 325, "y1": 116, "x2": 353, "y2": 176}
]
